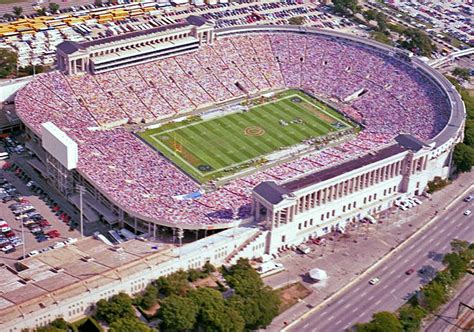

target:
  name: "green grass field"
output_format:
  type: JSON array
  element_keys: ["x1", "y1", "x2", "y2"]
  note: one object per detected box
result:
[{"x1": 139, "y1": 90, "x2": 353, "y2": 182}]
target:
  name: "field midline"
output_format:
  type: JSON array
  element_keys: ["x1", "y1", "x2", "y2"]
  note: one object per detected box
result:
[
  {"x1": 224, "y1": 115, "x2": 280, "y2": 153},
  {"x1": 211, "y1": 117, "x2": 265, "y2": 158}
]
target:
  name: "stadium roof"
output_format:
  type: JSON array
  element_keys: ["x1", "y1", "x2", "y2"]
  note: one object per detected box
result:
[
  {"x1": 57, "y1": 15, "x2": 209, "y2": 54},
  {"x1": 254, "y1": 181, "x2": 292, "y2": 204},
  {"x1": 281, "y1": 143, "x2": 408, "y2": 192},
  {"x1": 395, "y1": 134, "x2": 429, "y2": 152}
]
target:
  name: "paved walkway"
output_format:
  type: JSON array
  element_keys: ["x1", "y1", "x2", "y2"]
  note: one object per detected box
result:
[{"x1": 266, "y1": 172, "x2": 473, "y2": 330}]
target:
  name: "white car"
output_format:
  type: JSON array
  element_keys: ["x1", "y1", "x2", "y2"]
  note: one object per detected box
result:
[
  {"x1": 64, "y1": 237, "x2": 77, "y2": 245},
  {"x1": 51, "y1": 242, "x2": 65, "y2": 249},
  {"x1": 411, "y1": 197, "x2": 422, "y2": 205},
  {"x1": 369, "y1": 277, "x2": 380, "y2": 285},
  {"x1": 399, "y1": 205, "x2": 408, "y2": 211},
  {"x1": 464, "y1": 210, "x2": 472, "y2": 216},
  {"x1": 28, "y1": 250, "x2": 39, "y2": 257}
]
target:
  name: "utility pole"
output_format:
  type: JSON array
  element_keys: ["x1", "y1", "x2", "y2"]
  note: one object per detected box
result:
[
  {"x1": 21, "y1": 221, "x2": 26, "y2": 258},
  {"x1": 77, "y1": 185, "x2": 85, "y2": 238}
]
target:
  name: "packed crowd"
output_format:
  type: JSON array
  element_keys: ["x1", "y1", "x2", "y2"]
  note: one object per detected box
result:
[{"x1": 15, "y1": 31, "x2": 451, "y2": 227}]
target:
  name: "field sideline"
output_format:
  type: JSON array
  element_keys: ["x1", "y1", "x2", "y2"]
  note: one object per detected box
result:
[{"x1": 139, "y1": 90, "x2": 353, "y2": 182}]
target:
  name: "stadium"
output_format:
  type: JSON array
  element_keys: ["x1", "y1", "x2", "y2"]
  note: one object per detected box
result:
[
  {"x1": 14, "y1": 17, "x2": 465, "y2": 251},
  {"x1": 1, "y1": 16, "x2": 467, "y2": 330}
]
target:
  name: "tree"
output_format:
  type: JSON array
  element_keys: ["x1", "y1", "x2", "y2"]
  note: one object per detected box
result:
[
  {"x1": 333, "y1": 0, "x2": 359, "y2": 15},
  {"x1": 288, "y1": 16, "x2": 305, "y2": 25},
  {"x1": 398, "y1": 305, "x2": 426, "y2": 332},
  {"x1": 443, "y1": 252, "x2": 467, "y2": 279},
  {"x1": 452, "y1": 67, "x2": 470, "y2": 81},
  {"x1": 95, "y1": 293, "x2": 135, "y2": 324},
  {"x1": 420, "y1": 282, "x2": 447, "y2": 312},
  {"x1": 137, "y1": 284, "x2": 158, "y2": 310},
  {"x1": 0, "y1": 48, "x2": 18, "y2": 78},
  {"x1": 453, "y1": 143, "x2": 474, "y2": 173},
  {"x1": 109, "y1": 318, "x2": 154, "y2": 332},
  {"x1": 48, "y1": 3, "x2": 60, "y2": 13},
  {"x1": 36, "y1": 8, "x2": 47, "y2": 16},
  {"x1": 399, "y1": 28, "x2": 434, "y2": 56},
  {"x1": 203, "y1": 261, "x2": 216, "y2": 273},
  {"x1": 155, "y1": 270, "x2": 190, "y2": 296},
  {"x1": 433, "y1": 270, "x2": 454, "y2": 287},
  {"x1": 159, "y1": 295, "x2": 198, "y2": 331},
  {"x1": 355, "y1": 311, "x2": 402, "y2": 332},
  {"x1": 12, "y1": 6, "x2": 23, "y2": 17},
  {"x1": 188, "y1": 288, "x2": 244, "y2": 332}
]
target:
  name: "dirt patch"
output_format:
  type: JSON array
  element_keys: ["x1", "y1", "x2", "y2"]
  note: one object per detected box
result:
[
  {"x1": 140, "y1": 302, "x2": 160, "y2": 318},
  {"x1": 279, "y1": 282, "x2": 312, "y2": 313},
  {"x1": 193, "y1": 275, "x2": 219, "y2": 288}
]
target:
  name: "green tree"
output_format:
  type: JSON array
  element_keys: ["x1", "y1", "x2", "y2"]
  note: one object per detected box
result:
[
  {"x1": 333, "y1": 0, "x2": 359, "y2": 15},
  {"x1": 443, "y1": 252, "x2": 467, "y2": 279},
  {"x1": 203, "y1": 261, "x2": 216, "y2": 274},
  {"x1": 137, "y1": 284, "x2": 158, "y2": 310},
  {"x1": 355, "y1": 311, "x2": 402, "y2": 332},
  {"x1": 109, "y1": 318, "x2": 153, "y2": 332},
  {"x1": 453, "y1": 143, "x2": 474, "y2": 173},
  {"x1": 94, "y1": 0, "x2": 102, "y2": 6},
  {"x1": 288, "y1": 16, "x2": 305, "y2": 25},
  {"x1": 155, "y1": 270, "x2": 190, "y2": 296},
  {"x1": 159, "y1": 295, "x2": 198, "y2": 331},
  {"x1": 452, "y1": 67, "x2": 470, "y2": 81},
  {"x1": 12, "y1": 6, "x2": 23, "y2": 17},
  {"x1": 399, "y1": 28, "x2": 434, "y2": 56},
  {"x1": 188, "y1": 288, "x2": 244, "y2": 332},
  {"x1": 0, "y1": 47, "x2": 18, "y2": 78},
  {"x1": 36, "y1": 8, "x2": 47, "y2": 16},
  {"x1": 48, "y1": 3, "x2": 60, "y2": 13},
  {"x1": 399, "y1": 305, "x2": 426, "y2": 331},
  {"x1": 433, "y1": 270, "x2": 454, "y2": 287},
  {"x1": 95, "y1": 292, "x2": 135, "y2": 324},
  {"x1": 420, "y1": 282, "x2": 447, "y2": 312}
]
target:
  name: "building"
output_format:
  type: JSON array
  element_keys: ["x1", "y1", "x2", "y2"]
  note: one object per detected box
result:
[
  {"x1": 56, "y1": 15, "x2": 214, "y2": 75},
  {"x1": 3, "y1": 20, "x2": 466, "y2": 331}
]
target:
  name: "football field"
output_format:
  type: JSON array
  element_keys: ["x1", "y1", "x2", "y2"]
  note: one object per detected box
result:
[{"x1": 139, "y1": 90, "x2": 353, "y2": 182}]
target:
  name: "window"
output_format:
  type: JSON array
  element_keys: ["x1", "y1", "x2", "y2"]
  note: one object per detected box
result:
[
  {"x1": 321, "y1": 214, "x2": 324, "y2": 221},
  {"x1": 374, "y1": 194, "x2": 377, "y2": 200},
  {"x1": 298, "y1": 223, "x2": 302, "y2": 230},
  {"x1": 363, "y1": 197, "x2": 367, "y2": 204},
  {"x1": 332, "y1": 210, "x2": 335, "y2": 217},
  {"x1": 281, "y1": 235, "x2": 286, "y2": 242},
  {"x1": 348, "y1": 203, "x2": 352, "y2": 209},
  {"x1": 343, "y1": 206, "x2": 346, "y2": 212}
]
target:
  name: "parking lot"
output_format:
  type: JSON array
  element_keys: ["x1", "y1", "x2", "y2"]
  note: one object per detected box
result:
[{"x1": 0, "y1": 161, "x2": 85, "y2": 265}]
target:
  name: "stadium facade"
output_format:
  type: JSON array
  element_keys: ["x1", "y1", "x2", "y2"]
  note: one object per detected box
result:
[{"x1": 4, "y1": 18, "x2": 465, "y2": 330}]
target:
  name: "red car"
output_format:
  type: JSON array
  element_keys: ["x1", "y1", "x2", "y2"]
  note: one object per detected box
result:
[
  {"x1": 39, "y1": 220, "x2": 52, "y2": 228},
  {"x1": 47, "y1": 230, "x2": 60, "y2": 238},
  {"x1": 5, "y1": 231, "x2": 15, "y2": 238},
  {"x1": 405, "y1": 268, "x2": 415, "y2": 275}
]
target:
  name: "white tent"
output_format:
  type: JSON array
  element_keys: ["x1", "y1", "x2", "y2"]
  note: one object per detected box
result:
[{"x1": 309, "y1": 268, "x2": 328, "y2": 281}]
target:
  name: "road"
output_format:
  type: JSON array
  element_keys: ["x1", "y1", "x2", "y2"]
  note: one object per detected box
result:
[{"x1": 286, "y1": 191, "x2": 474, "y2": 332}]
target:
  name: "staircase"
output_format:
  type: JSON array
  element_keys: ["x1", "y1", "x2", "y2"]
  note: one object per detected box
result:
[{"x1": 225, "y1": 229, "x2": 264, "y2": 266}]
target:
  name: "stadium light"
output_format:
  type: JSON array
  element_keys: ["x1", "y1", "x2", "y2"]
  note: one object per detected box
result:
[{"x1": 76, "y1": 185, "x2": 85, "y2": 238}]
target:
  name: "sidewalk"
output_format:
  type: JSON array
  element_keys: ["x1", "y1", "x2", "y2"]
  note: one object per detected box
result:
[{"x1": 266, "y1": 172, "x2": 474, "y2": 330}]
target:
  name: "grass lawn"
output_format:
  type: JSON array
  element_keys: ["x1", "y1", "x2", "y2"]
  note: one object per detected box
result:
[
  {"x1": 0, "y1": 0, "x2": 26, "y2": 4},
  {"x1": 139, "y1": 89, "x2": 353, "y2": 183}
]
